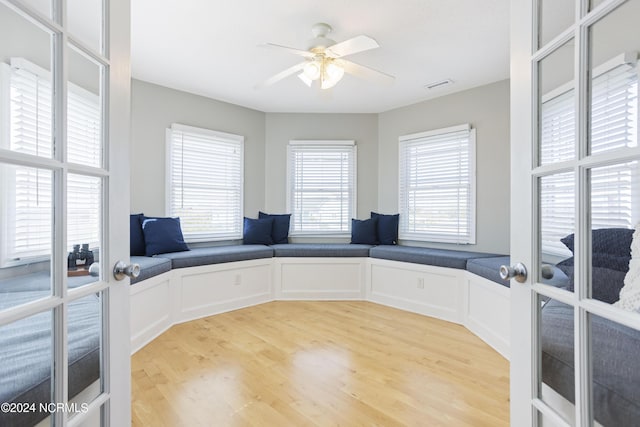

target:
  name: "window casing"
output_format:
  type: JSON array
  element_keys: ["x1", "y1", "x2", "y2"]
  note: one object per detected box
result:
[
  {"x1": 287, "y1": 141, "x2": 356, "y2": 236},
  {"x1": 398, "y1": 124, "x2": 476, "y2": 244},
  {"x1": 166, "y1": 124, "x2": 244, "y2": 242},
  {"x1": 540, "y1": 56, "x2": 639, "y2": 257},
  {"x1": 0, "y1": 58, "x2": 101, "y2": 266}
]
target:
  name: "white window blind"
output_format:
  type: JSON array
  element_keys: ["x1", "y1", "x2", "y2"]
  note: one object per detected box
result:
[
  {"x1": 398, "y1": 125, "x2": 476, "y2": 244},
  {"x1": 540, "y1": 61, "x2": 639, "y2": 256},
  {"x1": 1, "y1": 59, "x2": 102, "y2": 265},
  {"x1": 287, "y1": 141, "x2": 356, "y2": 235},
  {"x1": 167, "y1": 124, "x2": 244, "y2": 241}
]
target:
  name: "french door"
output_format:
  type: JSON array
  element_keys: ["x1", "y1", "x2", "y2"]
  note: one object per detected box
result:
[
  {"x1": 511, "y1": 0, "x2": 640, "y2": 426},
  {"x1": 0, "y1": 0, "x2": 131, "y2": 425}
]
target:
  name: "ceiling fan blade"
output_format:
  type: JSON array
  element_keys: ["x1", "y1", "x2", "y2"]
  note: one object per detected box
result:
[
  {"x1": 256, "y1": 61, "x2": 307, "y2": 89},
  {"x1": 337, "y1": 59, "x2": 395, "y2": 85},
  {"x1": 261, "y1": 43, "x2": 315, "y2": 58},
  {"x1": 326, "y1": 35, "x2": 379, "y2": 58}
]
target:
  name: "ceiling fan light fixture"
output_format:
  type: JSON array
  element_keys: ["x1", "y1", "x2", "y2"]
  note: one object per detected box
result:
[
  {"x1": 325, "y1": 62, "x2": 344, "y2": 81},
  {"x1": 303, "y1": 61, "x2": 321, "y2": 80},
  {"x1": 320, "y1": 61, "x2": 344, "y2": 90}
]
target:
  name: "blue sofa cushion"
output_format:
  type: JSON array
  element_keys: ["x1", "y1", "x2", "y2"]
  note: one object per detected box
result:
[
  {"x1": 371, "y1": 212, "x2": 399, "y2": 245},
  {"x1": 243, "y1": 217, "x2": 274, "y2": 245},
  {"x1": 541, "y1": 299, "x2": 640, "y2": 426},
  {"x1": 130, "y1": 256, "x2": 172, "y2": 285},
  {"x1": 259, "y1": 212, "x2": 291, "y2": 244},
  {"x1": 351, "y1": 217, "x2": 378, "y2": 245},
  {"x1": 561, "y1": 228, "x2": 633, "y2": 257},
  {"x1": 156, "y1": 245, "x2": 274, "y2": 269},
  {"x1": 130, "y1": 213, "x2": 146, "y2": 256},
  {"x1": 370, "y1": 245, "x2": 501, "y2": 270},
  {"x1": 270, "y1": 243, "x2": 373, "y2": 257},
  {"x1": 142, "y1": 217, "x2": 189, "y2": 256}
]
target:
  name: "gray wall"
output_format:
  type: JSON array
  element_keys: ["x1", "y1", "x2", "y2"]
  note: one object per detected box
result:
[
  {"x1": 378, "y1": 80, "x2": 511, "y2": 254},
  {"x1": 131, "y1": 78, "x2": 510, "y2": 253},
  {"x1": 130, "y1": 79, "x2": 265, "y2": 217},
  {"x1": 264, "y1": 113, "x2": 379, "y2": 229}
]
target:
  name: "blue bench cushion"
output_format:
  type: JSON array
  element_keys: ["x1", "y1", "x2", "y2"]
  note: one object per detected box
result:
[
  {"x1": 369, "y1": 245, "x2": 501, "y2": 270},
  {"x1": 270, "y1": 243, "x2": 373, "y2": 257},
  {"x1": 465, "y1": 256, "x2": 511, "y2": 286},
  {"x1": 466, "y1": 256, "x2": 570, "y2": 288},
  {"x1": 131, "y1": 256, "x2": 172, "y2": 284},
  {"x1": 0, "y1": 290, "x2": 100, "y2": 427},
  {"x1": 0, "y1": 270, "x2": 98, "y2": 294},
  {"x1": 155, "y1": 245, "x2": 273, "y2": 269}
]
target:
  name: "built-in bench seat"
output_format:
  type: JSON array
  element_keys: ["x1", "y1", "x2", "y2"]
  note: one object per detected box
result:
[
  {"x1": 466, "y1": 256, "x2": 569, "y2": 288},
  {"x1": 270, "y1": 243, "x2": 373, "y2": 257},
  {"x1": 129, "y1": 242, "x2": 518, "y2": 358},
  {"x1": 131, "y1": 256, "x2": 172, "y2": 285},
  {"x1": 370, "y1": 245, "x2": 502, "y2": 270},
  {"x1": 154, "y1": 244, "x2": 274, "y2": 269},
  {"x1": 131, "y1": 244, "x2": 514, "y2": 284}
]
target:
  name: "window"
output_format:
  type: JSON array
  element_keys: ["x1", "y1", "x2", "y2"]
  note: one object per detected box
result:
[
  {"x1": 540, "y1": 58, "x2": 639, "y2": 256},
  {"x1": 1, "y1": 58, "x2": 101, "y2": 266},
  {"x1": 398, "y1": 124, "x2": 476, "y2": 244},
  {"x1": 167, "y1": 124, "x2": 243, "y2": 241},
  {"x1": 287, "y1": 141, "x2": 356, "y2": 235}
]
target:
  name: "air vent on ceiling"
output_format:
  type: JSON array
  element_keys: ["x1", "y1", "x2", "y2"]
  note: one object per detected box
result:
[{"x1": 424, "y1": 79, "x2": 453, "y2": 90}]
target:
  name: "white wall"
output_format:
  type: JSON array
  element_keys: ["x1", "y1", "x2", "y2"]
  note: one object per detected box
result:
[
  {"x1": 264, "y1": 113, "x2": 379, "y2": 239},
  {"x1": 130, "y1": 79, "x2": 266, "y2": 217},
  {"x1": 378, "y1": 80, "x2": 511, "y2": 254}
]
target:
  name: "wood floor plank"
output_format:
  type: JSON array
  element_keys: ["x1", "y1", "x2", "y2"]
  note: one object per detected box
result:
[{"x1": 131, "y1": 301, "x2": 509, "y2": 426}]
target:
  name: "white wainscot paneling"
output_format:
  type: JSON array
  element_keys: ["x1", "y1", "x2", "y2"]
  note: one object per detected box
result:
[
  {"x1": 274, "y1": 258, "x2": 366, "y2": 300},
  {"x1": 464, "y1": 273, "x2": 510, "y2": 359},
  {"x1": 368, "y1": 259, "x2": 465, "y2": 323},
  {"x1": 130, "y1": 272, "x2": 173, "y2": 353},
  {"x1": 177, "y1": 259, "x2": 272, "y2": 323}
]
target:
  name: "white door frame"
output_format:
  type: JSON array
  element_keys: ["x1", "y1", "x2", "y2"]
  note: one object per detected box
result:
[
  {"x1": 511, "y1": 0, "x2": 640, "y2": 425},
  {"x1": 0, "y1": 0, "x2": 131, "y2": 425}
]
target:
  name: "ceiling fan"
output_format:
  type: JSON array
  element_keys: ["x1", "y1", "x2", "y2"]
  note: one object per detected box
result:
[{"x1": 258, "y1": 23, "x2": 394, "y2": 90}]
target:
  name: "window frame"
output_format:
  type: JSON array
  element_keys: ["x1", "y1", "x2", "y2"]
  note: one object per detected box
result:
[
  {"x1": 286, "y1": 140, "x2": 357, "y2": 237},
  {"x1": 165, "y1": 123, "x2": 244, "y2": 242},
  {"x1": 398, "y1": 124, "x2": 477, "y2": 244}
]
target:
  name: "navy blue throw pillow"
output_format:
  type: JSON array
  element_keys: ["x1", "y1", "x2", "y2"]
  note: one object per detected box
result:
[
  {"x1": 243, "y1": 217, "x2": 274, "y2": 245},
  {"x1": 130, "y1": 213, "x2": 146, "y2": 256},
  {"x1": 561, "y1": 228, "x2": 633, "y2": 256},
  {"x1": 258, "y1": 211, "x2": 291, "y2": 244},
  {"x1": 351, "y1": 217, "x2": 378, "y2": 245},
  {"x1": 141, "y1": 217, "x2": 189, "y2": 256},
  {"x1": 371, "y1": 212, "x2": 399, "y2": 245}
]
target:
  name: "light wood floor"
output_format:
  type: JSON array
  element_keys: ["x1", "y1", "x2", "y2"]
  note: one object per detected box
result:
[{"x1": 131, "y1": 301, "x2": 509, "y2": 426}]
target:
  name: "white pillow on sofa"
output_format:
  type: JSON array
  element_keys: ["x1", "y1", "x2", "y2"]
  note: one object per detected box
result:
[{"x1": 615, "y1": 223, "x2": 640, "y2": 313}]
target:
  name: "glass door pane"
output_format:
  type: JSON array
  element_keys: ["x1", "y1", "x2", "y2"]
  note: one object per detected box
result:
[
  {"x1": 0, "y1": 163, "x2": 53, "y2": 308},
  {"x1": 67, "y1": 45, "x2": 103, "y2": 168},
  {"x1": 0, "y1": 2, "x2": 53, "y2": 159},
  {"x1": 539, "y1": 41, "x2": 576, "y2": 166},
  {"x1": 539, "y1": 0, "x2": 575, "y2": 47},
  {"x1": 588, "y1": 0, "x2": 639, "y2": 156},
  {"x1": 67, "y1": 0, "x2": 103, "y2": 53},
  {"x1": 0, "y1": 310, "x2": 53, "y2": 427}
]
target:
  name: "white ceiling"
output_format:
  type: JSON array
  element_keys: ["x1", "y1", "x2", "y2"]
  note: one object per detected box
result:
[{"x1": 131, "y1": 0, "x2": 510, "y2": 114}]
